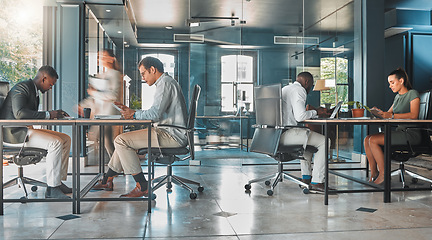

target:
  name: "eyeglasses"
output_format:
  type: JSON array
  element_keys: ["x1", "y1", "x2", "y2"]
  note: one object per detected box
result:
[{"x1": 140, "y1": 69, "x2": 150, "y2": 77}]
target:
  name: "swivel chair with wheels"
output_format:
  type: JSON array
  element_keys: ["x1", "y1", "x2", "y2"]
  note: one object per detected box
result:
[
  {"x1": 138, "y1": 85, "x2": 204, "y2": 199},
  {"x1": 389, "y1": 90, "x2": 432, "y2": 188},
  {"x1": 244, "y1": 84, "x2": 318, "y2": 196},
  {"x1": 1, "y1": 81, "x2": 48, "y2": 198}
]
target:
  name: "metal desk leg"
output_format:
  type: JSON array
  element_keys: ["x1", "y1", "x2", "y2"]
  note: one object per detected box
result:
[
  {"x1": 324, "y1": 123, "x2": 329, "y2": 205},
  {"x1": 384, "y1": 124, "x2": 391, "y2": 203},
  {"x1": 147, "y1": 124, "x2": 152, "y2": 213},
  {"x1": 1, "y1": 125, "x2": 4, "y2": 215},
  {"x1": 72, "y1": 124, "x2": 78, "y2": 214},
  {"x1": 246, "y1": 117, "x2": 250, "y2": 151},
  {"x1": 240, "y1": 117, "x2": 243, "y2": 150},
  {"x1": 99, "y1": 125, "x2": 105, "y2": 173}
]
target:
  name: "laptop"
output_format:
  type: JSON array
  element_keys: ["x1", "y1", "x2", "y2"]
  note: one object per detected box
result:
[{"x1": 315, "y1": 101, "x2": 343, "y2": 119}]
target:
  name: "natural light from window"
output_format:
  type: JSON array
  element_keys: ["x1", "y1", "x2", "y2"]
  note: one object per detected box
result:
[
  {"x1": 140, "y1": 53, "x2": 175, "y2": 110},
  {"x1": 221, "y1": 55, "x2": 254, "y2": 113}
]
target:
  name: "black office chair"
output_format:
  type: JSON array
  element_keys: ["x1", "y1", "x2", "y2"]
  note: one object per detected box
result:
[
  {"x1": 0, "y1": 81, "x2": 48, "y2": 198},
  {"x1": 138, "y1": 85, "x2": 204, "y2": 199},
  {"x1": 389, "y1": 90, "x2": 432, "y2": 188},
  {"x1": 244, "y1": 84, "x2": 318, "y2": 196}
]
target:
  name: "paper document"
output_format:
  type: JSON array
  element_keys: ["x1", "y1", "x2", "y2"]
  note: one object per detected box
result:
[{"x1": 88, "y1": 76, "x2": 108, "y2": 91}]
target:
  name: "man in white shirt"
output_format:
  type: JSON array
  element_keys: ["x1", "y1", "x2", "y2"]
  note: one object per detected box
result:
[
  {"x1": 92, "y1": 57, "x2": 188, "y2": 198},
  {"x1": 280, "y1": 72, "x2": 329, "y2": 192}
]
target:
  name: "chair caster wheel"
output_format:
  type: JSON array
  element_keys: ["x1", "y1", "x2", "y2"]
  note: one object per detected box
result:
[
  {"x1": 411, "y1": 178, "x2": 418, "y2": 184},
  {"x1": 198, "y1": 186, "x2": 204, "y2": 192},
  {"x1": 20, "y1": 196, "x2": 27, "y2": 203},
  {"x1": 190, "y1": 192, "x2": 197, "y2": 199},
  {"x1": 166, "y1": 182, "x2": 172, "y2": 189},
  {"x1": 244, "y1": 184, "x2": 251, "y2": 190},
  {"x1": 151, "y1": 194, "x2": 157, "y2": 200},
  {"x1": 31, "y1": 186, "x2": 38, "y2": 192},
  {"x1": 302, "y1": 188, "x2": 310, "y2": 194},
  {"x1": 265, "y1": 180, "x2": 271, "y2": 186},
  {"x1": 267, "y1": 189, "x2": 273, "y2": 196}
]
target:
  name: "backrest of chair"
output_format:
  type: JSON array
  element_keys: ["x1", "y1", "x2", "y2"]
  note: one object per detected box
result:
[
  {"x1": 418, "y1": 90, "x2": 431, "y2": 120},
  {"x1": 0, "y1": 81, "x2": 29, "y2": 144},
  {"x1": 250, "y1": 84, "x2": 283, "y2": 156},
  {"x1": 0, "y1": 81, "x2": 10, "y2": 109},
  {"x1": 254, "y1": 84, "x2": 282, "y2": 127},
  {"x1": 187, "y1": 85, "x2": 201, "y2": 160}
]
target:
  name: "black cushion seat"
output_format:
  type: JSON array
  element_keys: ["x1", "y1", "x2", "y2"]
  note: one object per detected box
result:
[{"x1": 138, "y1": 147, "x2": 189, "y2": 156}]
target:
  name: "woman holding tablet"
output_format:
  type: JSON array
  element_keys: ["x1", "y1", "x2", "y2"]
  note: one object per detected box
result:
[{"x1": 363, "y1": 68, "x2": 420, "y2": 184}]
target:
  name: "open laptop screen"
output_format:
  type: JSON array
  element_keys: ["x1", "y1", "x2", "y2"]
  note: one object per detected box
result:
[{"x1": 329, "y1": 101, "x2": 343, "y2": 119}]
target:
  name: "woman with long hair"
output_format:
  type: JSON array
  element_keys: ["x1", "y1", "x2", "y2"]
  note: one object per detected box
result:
[
  {"x1": 364, "y1": 68, "x2": 421, "y2": 184},
  {"x1": 79, "y1": 49, "x2": 122, "y2": 157}
]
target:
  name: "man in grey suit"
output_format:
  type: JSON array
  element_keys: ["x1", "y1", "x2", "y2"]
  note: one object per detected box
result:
[{"x1": 0, "y1": 66, "x2": 72, "y2": 199}]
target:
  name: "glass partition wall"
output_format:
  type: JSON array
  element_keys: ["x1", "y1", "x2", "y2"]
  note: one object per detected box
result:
[
  {"x1": 1, "y1": 0, "x2": 361, "y2": 160},
  {"x1": 84, "y1": 0, "x2": 361, "y2": 160},
  {"x1": 303, "y1": 0, "x2": 358, "y2": 161}
]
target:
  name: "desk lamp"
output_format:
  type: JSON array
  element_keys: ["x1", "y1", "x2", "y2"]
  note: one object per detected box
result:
[{"x1": 313, "y1": 79, "x2": 343, "y2": 162}]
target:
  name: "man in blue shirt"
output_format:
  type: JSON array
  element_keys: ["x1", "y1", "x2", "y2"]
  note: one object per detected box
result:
[{"x1": 93, "y1": 57, "x2": 188, "y2": 197}]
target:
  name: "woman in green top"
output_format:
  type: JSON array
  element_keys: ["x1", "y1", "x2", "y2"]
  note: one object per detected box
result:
[{"x1": 364, "y1": 68, "x2": 421, "y2": 184}]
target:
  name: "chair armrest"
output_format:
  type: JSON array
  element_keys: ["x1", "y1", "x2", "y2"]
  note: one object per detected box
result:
[
  {"x1": 252, "y1": 124, "x2": 308, "y2": 130},
  {"x1": 156, "y1": 124, "x2": 193, "y2": 132}
]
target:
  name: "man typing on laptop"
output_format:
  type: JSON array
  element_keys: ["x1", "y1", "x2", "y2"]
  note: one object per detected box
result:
[{"x1": 280, "y1": 72, "x2": 330, "y2": 193}]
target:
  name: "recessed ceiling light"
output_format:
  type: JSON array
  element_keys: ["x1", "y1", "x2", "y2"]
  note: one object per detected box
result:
[
  {"x1": 106, "y1": 9, "x2": 111, "y2": 12},
  {"x1": 117, "y1": 31, "x2": 122, "y2": 34},
  {"x1": 165, "y1": 26, "x2": 173, "y2": 30},
  {"x1": 189, "y1": 22, "x2": 200, "y2": 27}
]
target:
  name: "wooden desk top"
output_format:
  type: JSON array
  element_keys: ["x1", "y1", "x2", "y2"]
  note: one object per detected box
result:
[
  {"x1": 302, "y1": 118, "x2": 432, "y2": 124},
  {"x1": 196, "y1": 115, "x2": 249, "y2": 119},
  {"x1": 0, "y1": 119, "x2": 152, "y2": 126}
]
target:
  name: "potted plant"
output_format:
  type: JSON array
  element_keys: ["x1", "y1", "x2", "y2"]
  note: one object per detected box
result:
[
  {"x1": 346, "y1": 101, "x2": 370, "y2": 118},
  {"x1": 126, "y1": 94, "x2": 143, "y2": 131}
]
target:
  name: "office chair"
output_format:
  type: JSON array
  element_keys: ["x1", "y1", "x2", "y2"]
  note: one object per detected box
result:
[
  {"x1": 389, "y1": 90, "x2": 432, "y2": 188},
  {"x1": 138, "y1": 85, "x2": 204, "y2": 199},
  {"x1": 0, "y1": 81, "x2": 48, "y2": 198},
  {"x1": 244, "y1": 84, "x2": 318, "y2": 196}
]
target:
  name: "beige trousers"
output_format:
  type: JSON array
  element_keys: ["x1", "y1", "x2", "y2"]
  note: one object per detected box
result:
[
  {"x1": 25, "y1": 129, "x2": 71, "y2": 187},
  {"x1": 108, "y1": 128, "x2": 181, "y2": 175},
  {"x1": 279, "y1": 128, "x2": 329, "y2": 184}
]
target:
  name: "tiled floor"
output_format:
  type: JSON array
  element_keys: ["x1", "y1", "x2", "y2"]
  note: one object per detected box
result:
[{"x1": 2, "y1": 149, "x2": 432, "y2": 239}]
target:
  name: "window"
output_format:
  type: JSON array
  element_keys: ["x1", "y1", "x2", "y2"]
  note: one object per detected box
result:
[
  {"x1": 0, "y1": 0, "x2": 43, "y2": 86},
  {"x1": 221, "y1": 55, "x2": 255, "y2": 112},
  {"x1": 140, "y1": 53, "x2": 175, "y2": 110},
  {"x1": 320, "y1": 57, "x2": 348, "y2": 108}
]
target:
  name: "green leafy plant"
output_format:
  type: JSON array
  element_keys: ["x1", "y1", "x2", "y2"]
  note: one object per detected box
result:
[
  {"x1": 126, "y1": 94, "x2": 144, "y2": 131},
  {"x1": 346, "y1": 101, "x2": 370, "y2": 111},
  {"x1": 129, "y1": 94, "x2": 141, "y2": 110}
]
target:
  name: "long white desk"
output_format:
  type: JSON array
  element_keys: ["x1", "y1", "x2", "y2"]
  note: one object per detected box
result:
[
  {"x1": 302, "y1": 118, "x2": 432, "y2": 205},
  {"x1": 0, "y1": 118, "x2": 153, "y2": 215}
]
